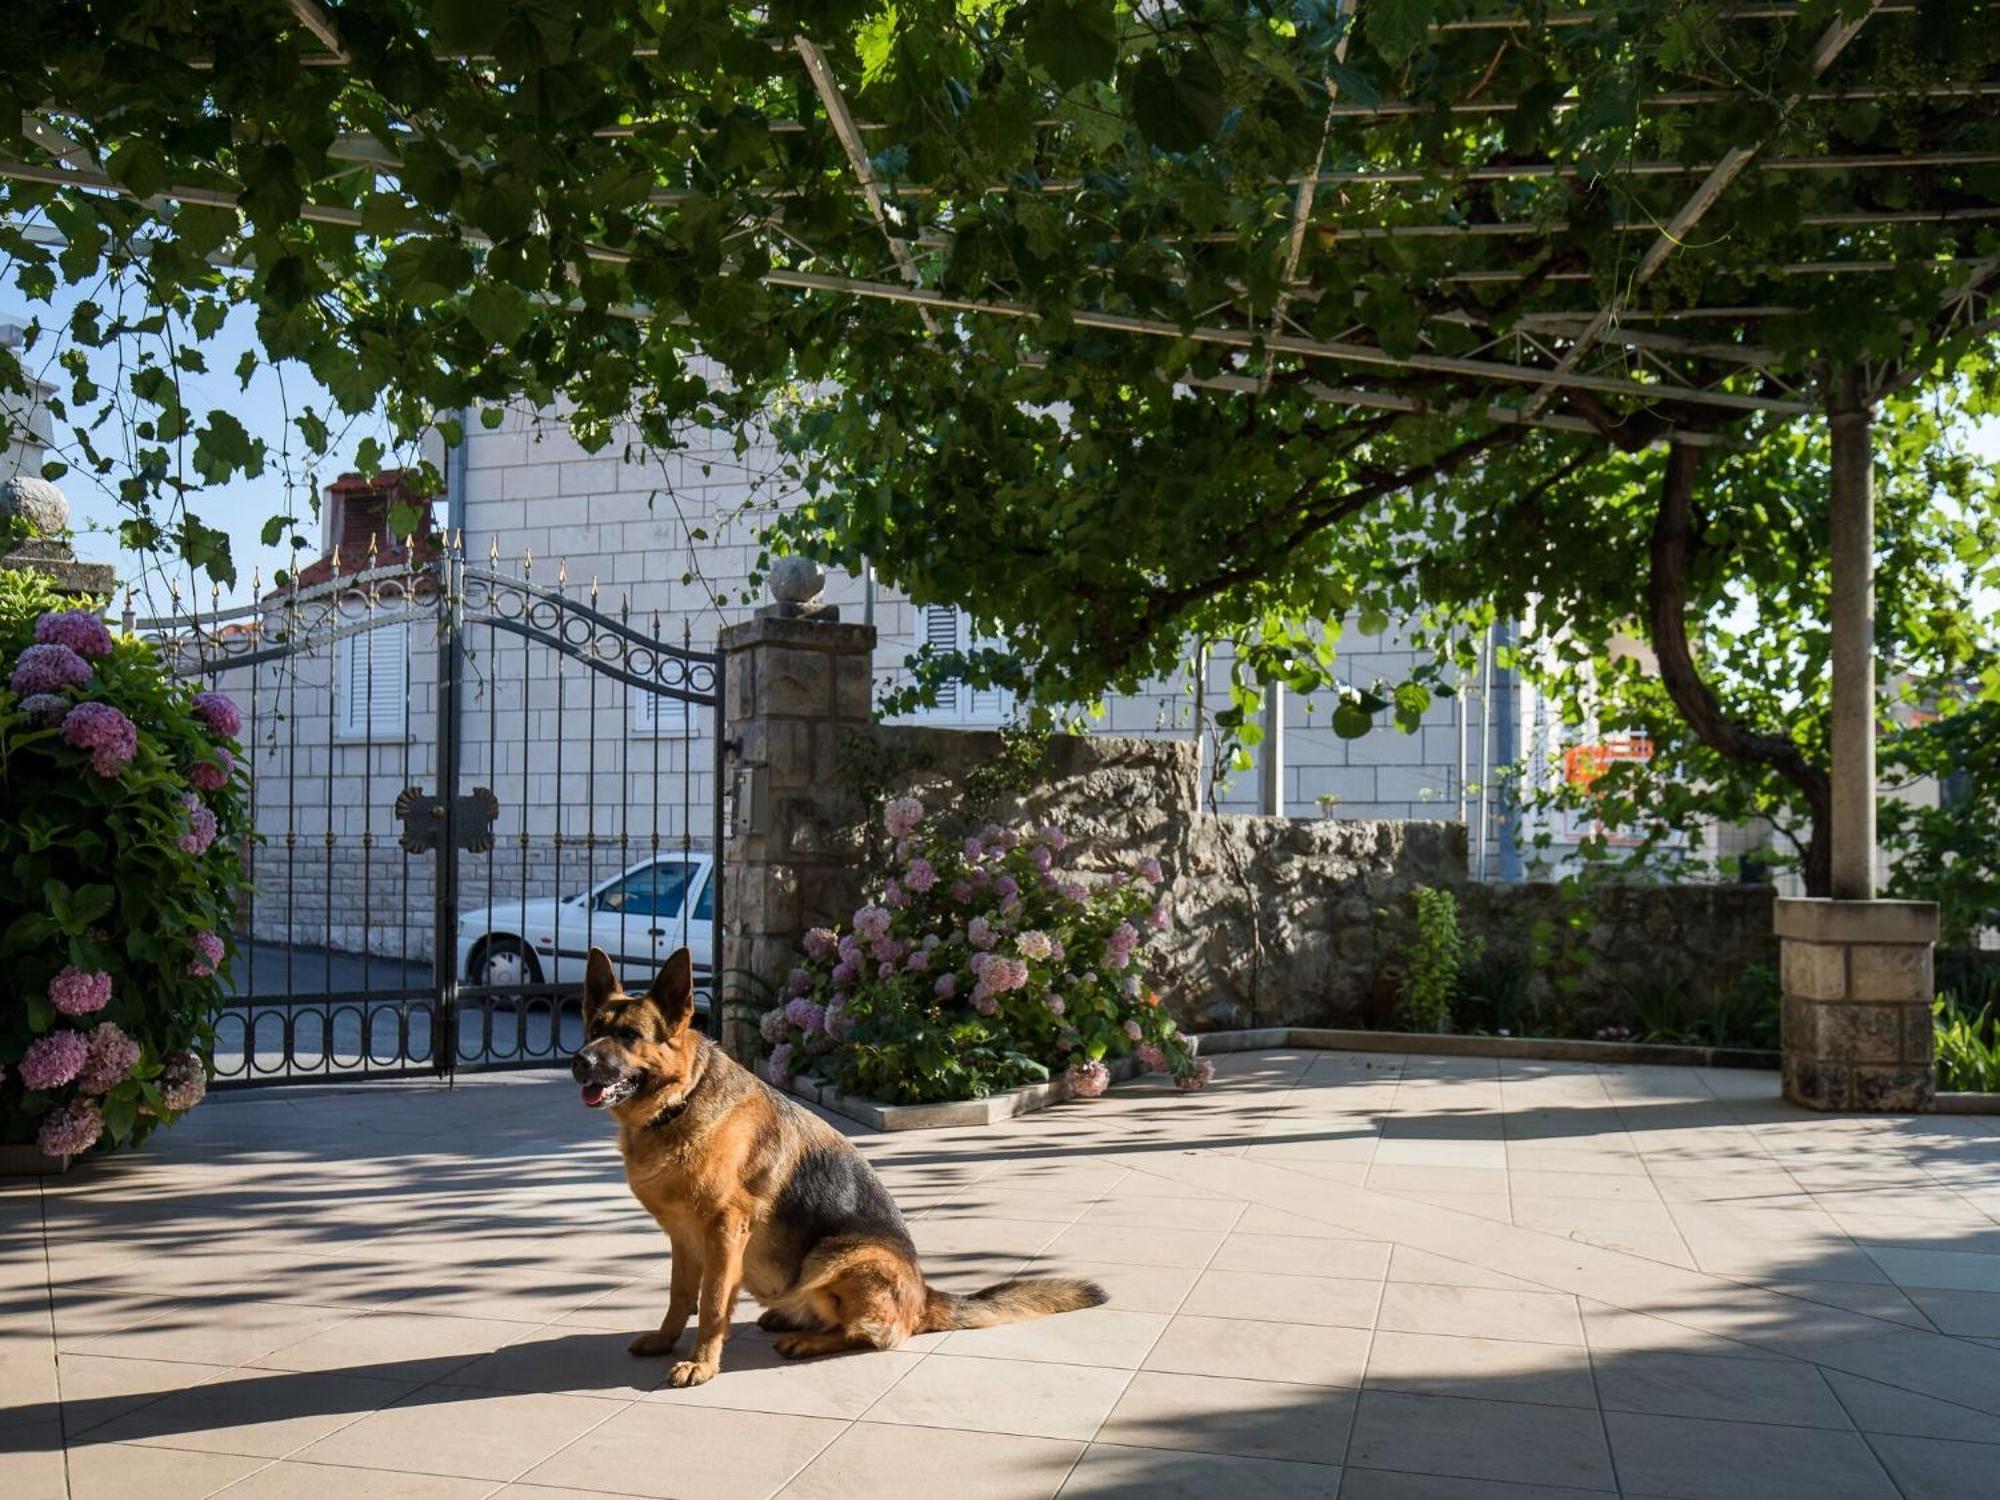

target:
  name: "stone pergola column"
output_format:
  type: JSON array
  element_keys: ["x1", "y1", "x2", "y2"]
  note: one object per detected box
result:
[
  {"x1": 716, "y1": 577, "x2": 875, "y2": 1056},
  {"x1": 1778, "y1": 367, "x2": 1939, "y2": 1111}
]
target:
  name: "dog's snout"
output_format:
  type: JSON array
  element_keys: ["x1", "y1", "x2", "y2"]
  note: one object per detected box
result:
[{"x1": 570, "y1": 1050, "x2": 593, "y2": 1084}]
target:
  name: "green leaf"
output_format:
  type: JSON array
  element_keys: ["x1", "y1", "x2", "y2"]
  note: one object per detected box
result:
[
  {"x1": 1132, "y1": 46, "x2": 1227, "y2": 154},
  {"x1": 468, "y1": 283, "x2": 531, "y2": 346},
  {"x1": 106, "y1": 139, "x2": 170, "y2": 198},
  {"x1": 1332, "y1": 702, "x2": 1374, "y2": 739},
  {"x1": 1024, "y1": 0, "x2": 1118, "y2": 92},
  {"x1": 1363, "y1": 0, "x2": 1432, "y2": 65}
]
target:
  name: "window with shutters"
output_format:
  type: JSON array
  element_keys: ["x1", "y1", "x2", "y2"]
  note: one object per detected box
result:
[
  {"x1": 335, "y1": 619, "x2": 409, "y2": 739},
  {"x1": 629, "y1": 687, "x2": 693, "y2": 736},
  {"x1": 917, "y1": 604, "x2": 1012, "y2": 723}
]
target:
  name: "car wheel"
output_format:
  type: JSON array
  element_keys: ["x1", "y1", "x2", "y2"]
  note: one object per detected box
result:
[{"x1": 472, "y1": 936, "x2": 542, "y2": 1001}]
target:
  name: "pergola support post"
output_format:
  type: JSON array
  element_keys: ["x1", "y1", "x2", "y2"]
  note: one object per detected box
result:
[{"x1": 1777, "y1": 365, "x2": 1937, "y2": 1112}]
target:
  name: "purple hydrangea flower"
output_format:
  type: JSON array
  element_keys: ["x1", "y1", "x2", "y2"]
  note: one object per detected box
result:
[
  {"x1": 19, "y1": 692, "x2": 69, "y2": 726},
  {"x1": 831, "y1": 958, "x2": 860, "y2": 986},
  {"x1": 1176, "y1": 1058, "x2": 1218, "y2": 1092},
  {"x1": 853, "y1": 904, "x2": 892, "y2": 943},
  {"x1": 963, "y1": 836, "x2": 985, "y2": 863},
  {"x1": 1060, "y1": 879, "x2": 1088, "y2": 904},
  {"x1": 10, "y1": 642, "x2": 93, "y2": 696},
  {"x1": 34, "y1": 610, "x2": 115, "y2": 659},
  {"x1": 49, "y1": 966, "x2": 112, "y2": 1016},
  {"x1": 63, "y1": 701, "x2": 139, "y2": 776},
  {"x1": 967, "y1": 916, "x2": 997, "y2": 951},
  {"x1": 159, "y1": 1050, "x2": 207, "y2": 1112},
  {"x1": 883, "y1": 877, "x2": 907, "y2": 908},
  {"x1": 20, "y1": 1029, "x2": 89, "y2": 1091},
  {"x1": 904, "y1": 857, "x2": 937, "y2": 893},
  {"x1": 37, "y1": 1100, "x2": 104, "y2": 1158},
  {"x1": 188, "y1": 747, "x2": 234, "y2": 792},
  {"x1": 993, "y1": 875, "x2": 1020, "y2": 902},
  {"x1": 188, "y1": 929, "x2": 225, "y2": 978},
  {"x1": 1038, "y1": 823, "x2": 1067, "y2": 851},
  {"x1": 784, "y1": 997, "x2": 827, "y2": 1035},
  {"x1": 1016, "y1": 930, "x2": 1054, "y2": 962},
  {"x1": 1103, "y1": 921, "x2": 1139, "y2": 970},
  {"x1": 949, "y1": 880, "x2": 974, "y2": 905},
  {"x1": 178, "y1": 793, "x2": 218, "y2": 856},
  {"x1": 803, "y1": 927, "x2": 838, "y2": 961},
  {"x1": 1136, "y1": 1042, "x2": 1168, "y2": 1073},
  {"x1": 1147, "y1": 899, "x2": 1171, "y2": 931},
  {"x1": 877, "y1": 960, "x2": 896, "y2": 980},
  {"x1": 1030, "y1": 845, "x2": 1053, "y2": 874},
  {"x1": 884, "y1": 796, "x2": 925, "y2": 838},
  {"x1": 191, "y1": 691, "x2": 241, "y2": 739},
  {"x1": 904, "y1": 948, "x2": 930, "y2": 973},
  {"x1": 970, "y1": 993, "x2": 999, "y2": 1016},
  {"x1": 1067, "y1": 1061, "x2": 1111, "y2": 1099},
  {"x1": 787, "y1": 967, "x2": 813, "y2": 997},
  {"x1": 1137, "y1": 856, "x2": 1164, "y2": 884},
  {"x1": 934, "y1": 973, "x2": 958, "y2": 1000},
  {"x1": 765, "y1": 1041, "x2": 795, "y2": 1082},
  {"x1": 1046, "y1": 994, "x2": 1066, "y2": 1016},
  {"x1": 78, "y1": 1022, "x2": 140, "y2": 1095},
  {"x1": 760, "y1": 1007, "x2": 787, "y2": 1044},
  {"x1": 869, "y1": 937, "x2": 904, "y2": 965}
]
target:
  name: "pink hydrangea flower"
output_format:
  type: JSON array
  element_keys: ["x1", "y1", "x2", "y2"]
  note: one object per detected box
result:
[
  {"x1": 1060, "y1": 879, "x2": 1088, "y2": 904},
  {"x1": 784, "y1": 997, "x2": 826, "y2": 1034},
  {"x1": 10, "y1": 642, "x2": 93, "y2": 696},
  {"x1": 20, "y1": 1029, "x2": 89, "y2": 1090},
  {"x1": 191, "y1": 691, "x2": 241, "y2": 739},
  {"x1": 78, "y1": 1022, "x2": 140, "y2": 1095},
  {"x1": 1147, "y1": 899, "x2": 1171, "y2": 930},
  {"x1": 967, "y1": 916, "x2": 997, "y2": 950},
  {"x1": 803, "y1": 927, "x2": 838, "y2": 961},
  {"x1": 50, "y1": 966, "x2": 112, "y2": 1016},
  {"x1": 831, "y1": 958, "x2": 859, "y2": 986},
  {"x1": 934, "y1": 973, "x2": 958, "y2": 1000},
  {"x1": 188, "y1": 747, "x2": 234, "y2": 792},
  {"x1": 1046, "y1": 994, "x2": 1066, "y2": 1016},
  {"x1": 178, "y1": 793, "x2": 219, "y2": 856},
  {"x1": 877, "y1": 961, "x2": 896, "y2": 979},
  {"x1": 159, "y1": 1050, "x2": 207, "y2": 1112},
  {"x1": 837, "y1": 934, "x2": 862, "y2": 964},
  {"x1": 787, "y1": 967, "x2": 813, "y2": 997},
  {"x1": 883, "y1": 877, "x2": 907, "y2": 908},
  {"x1": 904, "y1": 948, "x2": 930, "y2": 972},
  {"x1": 759, "y1": 1007, "x2": 787, "y2": 1043},
  {"x1": 1137, "y1": 856, "x2": 1164, "y2": 884},
  {"x1": 970, "y1": 993, "x2": 999, "y2": 1016},
  {"x1": 884, "y1": 796, "x2": 925, "y2": 838},
  {"x1": 1124, "y1": 1019, "x2": 1144, "y2": 1041},
  {"x1": 1136, "y1": 1042, "x2": 1168, "y2": 1073},
  {"x1": 1103, "y1": 921, "x2": 1139, "y2": 970},
  {"x1": 1067, "y1": 1061, "x2": 1111, "y2": 1099},
  {"x1": 1016, "y1": 930, "x2": 1054, "y2": 962},
  {"x1": 853, "y1": 905, "x2": 892, "y2": 943},
  {"x1": 949, "y1": 880, "x2": 974, "y2": 904},
  {"x1": 37, "y1": 1099, "x2": 104, "y2": 1158},
  {"x1": 188, "y1": 929, "x2": 225, "y2": 977},
  {"x1": 1176, "y1": 1058, "x2": 1218, "y2": 1092},
  {"x1": 63, "y1": 701, "x2": 139, "y2": 776},
  {"x1": 904, "y1": 857, "x2": 937, "y2": 893},
  {"x1": 765, "y1": 1041, "x2": 795, "y2": 1081},
  {"x1": 19, "y1": 691, "x2": 70, "y2": 725},
  {"x1": 869, "y1": 936, "x2": 903, "y2": 964},
  {"x1": 35, "y1": 610, "x2": 115, "y2": 659}
]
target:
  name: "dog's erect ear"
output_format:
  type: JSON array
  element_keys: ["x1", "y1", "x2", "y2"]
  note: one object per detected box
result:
[
  {"x1": 583, "y1": 947, "x2": 619, "y2": 1024},
  {"x1": 647, "y1": 948, "x2": 696, "y2": 1035}
]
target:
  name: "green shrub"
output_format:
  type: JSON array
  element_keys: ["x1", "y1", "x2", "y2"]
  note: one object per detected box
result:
[
  {"x1": 1400, "y1": 885, "x2": 1472, "y2": 1033},
  {"x1": 1934, "y1": 994, "x2": 2000, "y2": 1094},
  {"x1": 751, "y1": 797, "x2": 1202, "y2": 1105},
  {"x1": 1, "y1": 571, "x2": 248, "y2": 1156}
]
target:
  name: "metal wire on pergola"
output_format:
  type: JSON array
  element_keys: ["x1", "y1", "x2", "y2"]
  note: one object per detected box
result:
[{"x1": 7, "y1": 0, "x2": 2000, "y2": 901}]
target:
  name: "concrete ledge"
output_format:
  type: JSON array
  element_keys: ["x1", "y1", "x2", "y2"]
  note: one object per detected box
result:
[
  {"x1": 777, "y1": 1053, "x2": 1159, "y2": 1131},
  {"x1": 1774, "y1": 897, "x2": 1940, "y2": 945},
  {"x1": 1937, "y1": 1092, "x2": 2000, "y2": 1116}
]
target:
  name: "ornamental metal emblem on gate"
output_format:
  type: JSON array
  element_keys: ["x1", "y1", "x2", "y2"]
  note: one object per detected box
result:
[{"x1": 133, "y1": 538, "x2": 727, "y2": 1086}]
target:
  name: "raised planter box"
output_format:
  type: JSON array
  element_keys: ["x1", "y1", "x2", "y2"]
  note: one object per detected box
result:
[{"x1": 779, "y1": 1053, "x2": 1160, "y2": 1131}]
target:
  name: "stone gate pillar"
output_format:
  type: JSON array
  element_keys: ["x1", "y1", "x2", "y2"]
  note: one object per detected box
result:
[
  {"x1": 716, "y1": 576, "x2": 875, "y2": 1056},
  {"x1": 1778, "y1": 897, "x2": 1939, "y2": 1111}
]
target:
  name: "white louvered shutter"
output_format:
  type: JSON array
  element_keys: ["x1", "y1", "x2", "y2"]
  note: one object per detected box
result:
[
  {"x1": 923, "y1": 603, "x2": 959, "y2": 714},
  {"x1": 629, "y1": 687, "x2": 690, "y2": 736},
  {"x1": 339, "y1": 619, "x2": 408, "y2": 738}
]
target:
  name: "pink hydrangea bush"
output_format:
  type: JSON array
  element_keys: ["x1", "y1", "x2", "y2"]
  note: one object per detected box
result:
[
  {"x1": 4, "y1": 583, "x2": 244, "y2": 1158},
  {"x1": 753, "y1": 795, "x2": 1201, "y2": 1105}
]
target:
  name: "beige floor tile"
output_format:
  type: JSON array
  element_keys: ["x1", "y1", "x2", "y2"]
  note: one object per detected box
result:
[
  {"x1": 1594, "y1": 1347, "x2": 1851, "y2": 1428},
  {"x1": 1576, "y1": 1299, "x2": 1783, "y2": 1361},
  {"x1": 1039, "y1": 1223, "x2": 1229, "y2": 1269},
  {"x1": 519, "y1": 1401, "x2": 844, "y2": 1498},
  {"x1": 638, "y1": 1341, "x2": 923, "y2": 1419},
  {"x1": 1902, "y1": 1288, "x2": 2000, "y2": 1338},
  {"x1": 50, "y1": 1352, "x2": 236, "y2": 1438},
  {"x1": 1180, "y1": 1270, "x2": 1381, "y2": 1329},
  {"x1": 1371, "y1": 1188, "x2": 1514, "y2": 1221},
  {"x1": 1059, "y1": 1442, "x2": 1340, "y2": 1497},
  {"x1": 1821, "y1": 1370, "x2": 2000, "y2": 1444},
  {"x1": 1210, "y1": 1234, "x2": 1392, "y2": 1281},
  {"x1": 212, "y1": 1461, "x2": 494, "y2": 1497},
  {"x1": 1363, "y1": 1330, "x2": 1596, "y2": 1408},
  {"x1": 863, "y1": 1353, "x2": 1130, "y2": 1441},
  {"x1": 1369, "y1": 1141, "x2": 1509, "y2": 1171},
  {"x1": 1077, "y1": 1197, "x2": 1247, "y2": 1231},
  {"x1": 1376, "y1": 1283, "x2": 1583, "y2": 1346},
  {"x1": 938, "y1": 1307, "x2": 1169, "y2": 1368},
  {"x1": 1345, "y1": 1390, "x2": 1616, "y2": 1491},
  {"x1": 446, "y1": 1325, "x2": 671, "y2": 1400},
  {"x1": 64, "y1": 1441, "x2": 266, "y2": 1500},
  {"x1": 84, "y1": 1366, "x2": 421, "y2": 1456},
  {"x1": 1143, "y1": 1315, "x2": 1370, "y2": 1388},
  {"x1": 1504, "y1": 1170, "x2": 1663, "y2": 1202},
  {"x1": 909, "y1": 1215, "x2": 1066, "y2": 1262},
  {"x1": 249, "y1": 1309, "x2": 536, "y2": 1379},
  {"x1": 61, "y1": 1299, "x2": 360, "y2": 1366},
  {"x1": 1511, "y1": 1197, "x2": 1685, "y2": 1237},
  {"x1": 1867, "y1": 1247, "x2": 2000, "y2": 1294},
  {"x1": 1363, "y1": 1165, "x2": 1511, "y2": 1196},
  {"x1": 1868, "y1": 1432, "x2": 2000, "y2": 1500},
  {"x1": 296, "y1": 1384, "x2": 621, "y2": 1481},
  {"x1": 1387, "y1": 1247, "x2": 1547, "y2": 1293},
  {"x1": 777, "y1": 1420, "x2": 1082, "y2": 1500},
  {"x1": 0, "y1": 1424, "x2": 67, "y2": 1500},
  {"x1": 1231, "y1": 1205, "x2": 1376, "y2": 1240},
  {"x1": 1336, "y1": 1470, "x2": 1614, "y2": 1497},
  {"x1": 1096, "y1": 1371, "x2": 1354, "y2": 1465},
  {"x1": 1603, "y1": 1411, "x2": 1899, "y2": 1499}
]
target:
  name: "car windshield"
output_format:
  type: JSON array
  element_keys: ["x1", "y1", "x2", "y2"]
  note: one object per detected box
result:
[{"x1": 593, "y1": 862, "x2": 696, "y2": 918}]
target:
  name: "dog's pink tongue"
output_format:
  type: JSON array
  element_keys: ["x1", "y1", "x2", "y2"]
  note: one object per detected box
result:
[{"x1": 581, "y1": 1083, "x2": 605, "y2": 1108}]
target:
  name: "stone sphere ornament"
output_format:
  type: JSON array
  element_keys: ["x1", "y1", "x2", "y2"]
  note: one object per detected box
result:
[
  {"x1": 768, "y1": 556, "x2": 826, "y2": 606},
  {"x1": 2, "y1": 475, "x2": 70, "y2": 538}
]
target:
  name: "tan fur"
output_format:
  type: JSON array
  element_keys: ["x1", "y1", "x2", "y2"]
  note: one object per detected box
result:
[{"x1": 576, "y1": 947, "x2": 1107, "y2": 1386}]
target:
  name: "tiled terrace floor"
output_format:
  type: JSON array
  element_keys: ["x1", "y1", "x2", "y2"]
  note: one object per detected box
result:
[{"x1": 6, "y1": 1050, "x2": 2000, "y2": 1499}]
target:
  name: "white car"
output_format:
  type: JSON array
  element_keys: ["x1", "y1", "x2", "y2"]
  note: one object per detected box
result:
[{"x1": 456, "y1": 854, "x2": 715, "y2": 1001}]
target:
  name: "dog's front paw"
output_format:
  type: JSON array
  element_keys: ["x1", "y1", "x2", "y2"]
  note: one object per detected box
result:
[
  {"x1": 772, "y1": 1333, "x2": 824, "y2": 1360},
  {"x1": 756, "y1": 1309, "x2": 798, "y2": 1332},
  {"x1": 667, "y1": 1359, "x2": 717, "y2": 1388},
  {"x1": 628, "y1": 1330, "x2": 679, "y2": 1357}
]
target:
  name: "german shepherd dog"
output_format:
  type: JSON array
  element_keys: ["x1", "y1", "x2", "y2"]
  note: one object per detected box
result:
[{"x1": 570, "y1": 947, "x2": 1106, "y2": 1387}]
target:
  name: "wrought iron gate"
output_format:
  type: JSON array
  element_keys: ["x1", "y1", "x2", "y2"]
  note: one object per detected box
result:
[{"x1": 135, "y1": 538, "x2": 726, "y2": 1087}]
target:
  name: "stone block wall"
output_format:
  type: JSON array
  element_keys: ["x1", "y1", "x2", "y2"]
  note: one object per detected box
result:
[{"x1": 1777, "y1": 898, "x2": 1938, "y2": 1110}]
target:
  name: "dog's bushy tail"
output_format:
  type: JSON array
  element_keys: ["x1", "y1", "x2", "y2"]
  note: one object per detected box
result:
[{"x1": 920, "y1": 1277, "x2": 1108, "y2": 1332}]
